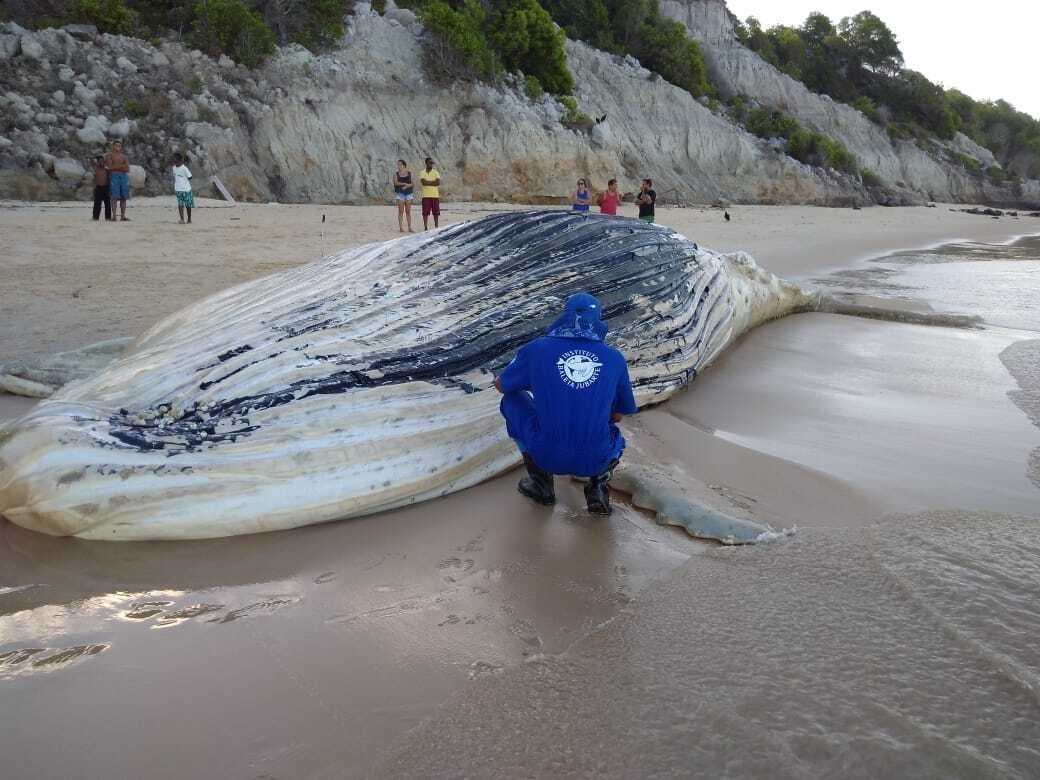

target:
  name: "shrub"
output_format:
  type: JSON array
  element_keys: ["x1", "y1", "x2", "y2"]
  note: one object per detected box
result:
[
  {"x1": 524, "y1": 74, "x2": 544, "y2": 100},
  {"x1": 951, "y1": 152, "x2": 982, "y2": 174},
  {"x1": 746, "y1": 107, "x2": 800, "y2": 140},
  {"x1": 69, "y1": 0, "x2": 135, "y2": 34},
  {"x1": 636, "y1": 15, "x2": 711, "y2": 98},
  {"x1": 987, "y1": 166, "x2": 1007, "y2": 184},
  {"x1": 487, "y1": 0, "x2": 573, "y2": 95},
  {"x1": 559, "y1": 95, "x2": 592, "y2": 129},
  {"x1": 860, "y1": 168, "x2": 882, "y2": 187},
  {"x1": 261, "y1": 0, "x2": 345, "y2": 49},
  {"x1": 190, "y1": 0, "x2": 276, "y2": 68},
  {"x1": 420, "y1": 0, "x2": 498, "y2": 81},
  {"x1": 820, "y1": 135, "x2": 856, "y2": 172},
  {"x1": 852, "y1": 95, "x2": 880, "y2": 123},
  {"x1": 729, "y1": 94, "x2": 748, "y2": 124},
  {"x1": 123, "y1": 97, "x2": 147, "y2": 118}
]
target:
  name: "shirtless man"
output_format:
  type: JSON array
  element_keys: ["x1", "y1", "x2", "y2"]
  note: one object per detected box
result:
[{"x1": 104, "y1": 141, "x2": 131, "y2": 221}]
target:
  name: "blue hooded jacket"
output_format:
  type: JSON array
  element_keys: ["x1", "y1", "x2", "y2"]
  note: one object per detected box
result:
[{"x1": 498, "y1": 293, "x2": 638, "y2": 477}]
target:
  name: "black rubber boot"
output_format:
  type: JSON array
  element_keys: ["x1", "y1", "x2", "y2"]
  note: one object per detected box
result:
[
  {"x1": 584, "y1": 458, "x2": 619, "y2": 515},
  {"x1": 518, "y1": 453, "x2": 555, "y2": 506}
]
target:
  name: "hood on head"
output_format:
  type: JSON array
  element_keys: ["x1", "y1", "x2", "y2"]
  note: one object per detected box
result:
[{"x1": 546, "y1": 292, "x2": 608, "y2": 341}]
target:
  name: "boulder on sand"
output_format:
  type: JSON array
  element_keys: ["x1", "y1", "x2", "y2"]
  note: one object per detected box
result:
[
  {"x1": 53, "y1": 157, "x2": 86, "y2": 183},
  {"x1": 129, "y1": 164, "x2": 147, "y2": 188}
]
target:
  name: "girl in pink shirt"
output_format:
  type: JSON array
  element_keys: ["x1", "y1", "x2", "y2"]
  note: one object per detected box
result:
[{"x1": 598, "y1": 178, "x2": 621, "y2": 216}]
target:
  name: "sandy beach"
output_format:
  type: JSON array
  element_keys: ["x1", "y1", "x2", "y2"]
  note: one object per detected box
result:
[{"x1": 2, "y1": 199, "x2": 1039, "y2": 778}]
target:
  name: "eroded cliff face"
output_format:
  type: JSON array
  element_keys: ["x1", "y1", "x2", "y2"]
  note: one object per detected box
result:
[
  {"x1": 658, "y1": 0, "x2": 1040, "y2": 207},
  {"x1": 0, "y1": 6, "x2": 864, "y2": 206},
  {"x1": 0, "y1": 3, "x2": 1033, "y2": 207}
]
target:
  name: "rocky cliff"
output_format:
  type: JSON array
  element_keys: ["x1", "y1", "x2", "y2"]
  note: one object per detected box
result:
[
  {"x1": 658, "y1": 0, "x2": 1040, "y2": 207},
  {"x1": 0, "y1": 1, "x2": 1034, "y2": 207}
]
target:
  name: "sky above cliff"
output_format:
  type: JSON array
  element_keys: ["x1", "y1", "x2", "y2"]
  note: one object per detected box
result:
[{"x1": 725, "y1": 1, "x2": 1040, "y2": 119}]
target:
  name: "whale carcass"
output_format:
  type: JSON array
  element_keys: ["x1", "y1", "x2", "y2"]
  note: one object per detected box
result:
[{"x1": 0, "y1": 211, "x2": 810, "y2": 540}]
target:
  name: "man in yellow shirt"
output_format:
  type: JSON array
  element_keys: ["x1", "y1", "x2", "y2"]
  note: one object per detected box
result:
[{"x1": 420, "y1": 156, "x2": 441, "y2": 231}]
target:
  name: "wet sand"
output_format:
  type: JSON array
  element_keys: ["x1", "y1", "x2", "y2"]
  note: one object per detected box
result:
[{"x1": 2, "y1": 200, "x2": 1039, "y2": 778}]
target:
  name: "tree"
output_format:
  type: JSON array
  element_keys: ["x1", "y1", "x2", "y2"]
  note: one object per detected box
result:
[
  {"x1": 539, "y1": 0, "x2": 615, "y2": 51},
  {"x1": 420, "y1": 0, "x2": 498, "y2": 80},
  {"x1": 69, "y1": 0, "x2": 135, "y2": 34},
  {"x1": 769, "y1": 25, "x2": 806, "y2": 79},
  {"x1": 800, "y1": 11, "x2": 834, "y2": 47},
  {"x1": 191, "y1": 0, "x2": 276, "y2": 67},
  {"x1": 838, "y1": 11, "x2": 902, "y2": 75},
  {"x1": 635, "y1": 11, "x2": 710, "y2": 98},
  {"x1": 487, "y1": 0, "x2": 573, "y2": 94},
  {"x1": 257, "y1": 0, "x2": 347, "y2": 49}
]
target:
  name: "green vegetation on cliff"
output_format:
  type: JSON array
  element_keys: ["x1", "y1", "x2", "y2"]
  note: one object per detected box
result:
[
  {"x1": 8, "y1": 0, "x2": 347, "y2": 61},
  {"x1": 416, "y1": 0, "x2": 573, "y2": 95},
  {"x1": 734, "y1": 10, "x2": 1040, "y2": 178},
  {"x1": 542, "y1": 0, "x2": 711, "y2": 98},
  {"x1": 743, "y1": 107, "x2": 857, "y2": 174}
]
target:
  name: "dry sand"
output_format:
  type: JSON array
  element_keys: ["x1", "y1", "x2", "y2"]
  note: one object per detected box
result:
[
  {"x1": 1, "y1": 197, "x2": 1035, "y2": 362},
  {"x1": 1, "y1": 198, "x2": 1038, "y2": 778}
]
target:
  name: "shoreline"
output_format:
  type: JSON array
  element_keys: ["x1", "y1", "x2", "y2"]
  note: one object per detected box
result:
[{"x1": 2, "y1": 201, "x2": 1039, "y2": 778}]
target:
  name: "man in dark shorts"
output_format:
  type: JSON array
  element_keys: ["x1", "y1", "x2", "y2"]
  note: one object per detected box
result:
[
  {"x1": 637, "y1": 178, "x2": 656, "y2": 224},
  {"x1": 91, "y1": 154, "x2": 111, "y2": 221},
  {"x1": 420, "y1": 156, "x2": 441, "y2": 231},
  {"x1": 494, "y1": 292, "x2": 638, "y2": 515}
]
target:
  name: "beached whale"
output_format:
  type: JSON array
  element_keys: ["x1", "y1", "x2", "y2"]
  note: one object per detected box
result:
[{"x1": 0, "y1": 211, "x2": 809, "y2": 540}]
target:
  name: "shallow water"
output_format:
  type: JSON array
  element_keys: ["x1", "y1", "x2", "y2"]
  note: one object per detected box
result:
[{"x1": 379, "y1": 512, "x2": 1040, "y2": 779}]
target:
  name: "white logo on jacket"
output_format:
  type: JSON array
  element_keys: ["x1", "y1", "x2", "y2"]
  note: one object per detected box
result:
[{"x1": 557, "y1": 350, "x2": 603, "y2": 388}]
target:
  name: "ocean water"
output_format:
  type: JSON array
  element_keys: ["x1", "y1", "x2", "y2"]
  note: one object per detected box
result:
[{"x1": 379, "y1": 235, "x2": 1040, "y2": 778}]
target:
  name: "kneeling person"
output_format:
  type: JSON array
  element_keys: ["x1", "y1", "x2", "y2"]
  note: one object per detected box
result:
[{"x1": 495, "y1": 293, "x2": 637, "y2": 514}]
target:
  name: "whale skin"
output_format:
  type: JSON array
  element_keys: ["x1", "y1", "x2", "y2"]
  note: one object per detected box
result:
[{"x1": 0, "y1": 211, "x2": 809, "y2": 539}]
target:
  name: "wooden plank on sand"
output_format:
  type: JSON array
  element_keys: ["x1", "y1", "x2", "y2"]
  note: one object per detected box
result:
[{"x1": 211, "y1": 176, "x2": 237, "y2": 205}]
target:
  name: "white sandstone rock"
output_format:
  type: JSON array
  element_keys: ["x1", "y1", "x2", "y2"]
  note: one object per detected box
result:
[
  {"x1": 19, "y1": 34, "x2": 44, "y2": 60},
  {"x1": 73, "y1": 83, "x2": 97, "y2": 104},
  {"x1": 129, "y1": 164, "x2": 147, "y2": 188},
  {"x1": 76, "y1": 125, "x2": 107, "y2": 145},
  {"x1": 53, "y1": 157, "x2": 86, "y2": 182},
  {"x1": 107, "y1": 118, "x2": 131, "y2": 138},
  {"x1": 0, "y1": 34, "x2": 19, "y2": 59}
]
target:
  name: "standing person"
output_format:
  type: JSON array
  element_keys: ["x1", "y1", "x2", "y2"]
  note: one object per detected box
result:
[
  {"x1": 171, "y1": 153, "x2": 194, "y2": 225},
  {"x1": 637, "y1": 178, "x2": 656, "y2": 224},
  {"x1": 392, "y1": 159, "x2": 414, "y2": 232},
  {"x1": 571, "y1": 178, "x2": 591, "y2": 213},
  {"x1": 597, "y1": 178, "x2": 621, "y2": 216},
  {"x1": 104, "y1": 140, "x2": 131, "y2": 221},
  {"x1": 90, "y1": 154, "x2": 111, "y2": 221},
  {"x1": 419, "y1": 156, "x2": 441, "y2": 231},
  {"x1": 494, "y1": 292, "x2": 638, "y2": 515}
]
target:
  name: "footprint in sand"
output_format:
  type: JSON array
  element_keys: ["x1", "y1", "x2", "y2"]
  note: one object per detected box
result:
[
  {"x1": 124, "y1": 600, "x2": 174, "y2": 620},
  {"x1": 212, "y1": 596, "x2": 301, "y2": 624},
  {"x1": 1, "y1": 644, "x2": 108, "y2": 677},
  {"x1": 437, "y1": 557, "x2": 475, "y2": 582},
  {"x1": 455, "y1": 532, "x2": 486, "y2": 553},
  {"x1": 123, "y1": 600, "x2": 224, "y2": 625}
]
